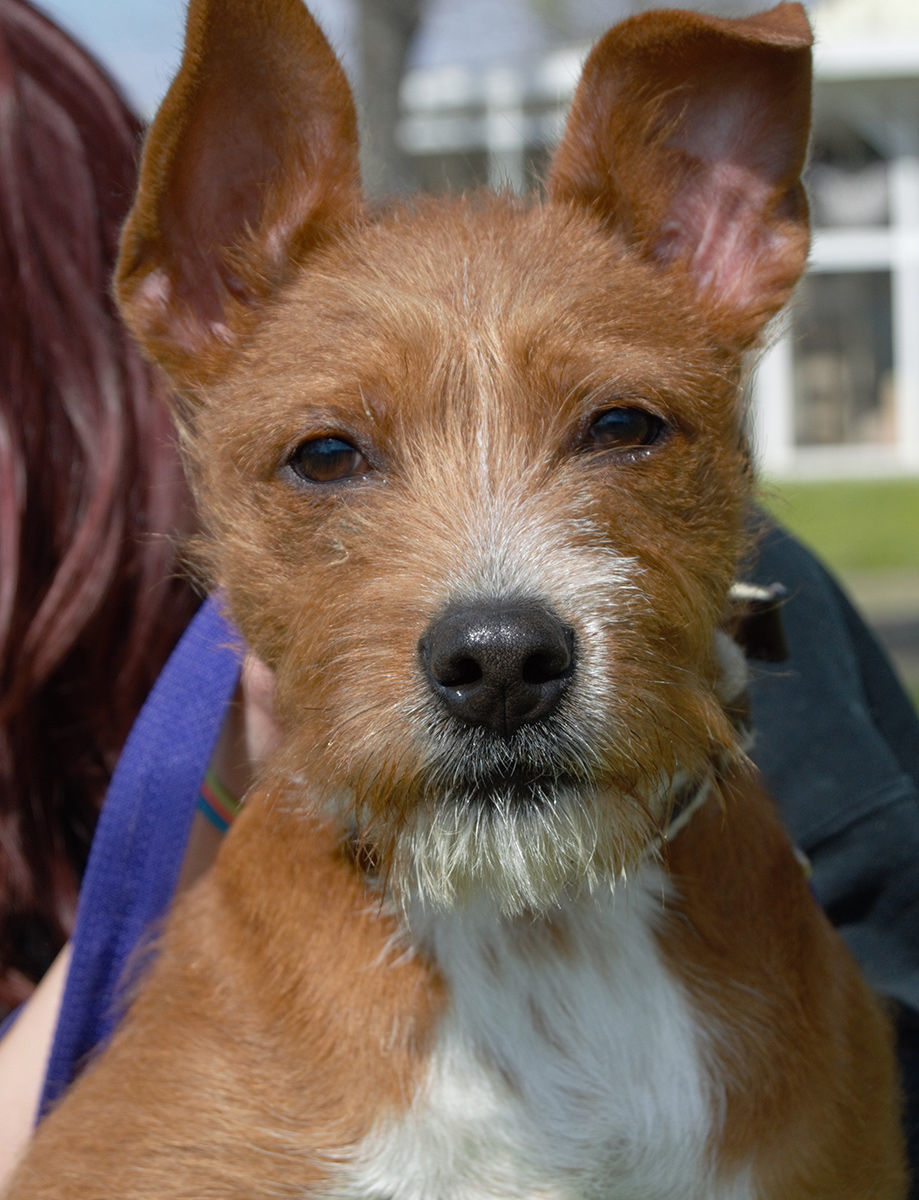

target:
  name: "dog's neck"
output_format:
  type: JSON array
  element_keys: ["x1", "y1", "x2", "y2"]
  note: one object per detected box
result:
[
  {"x1": 339, "y1": 856, "x2": 729, "y2": 1200},
  {"x1": 340, "y1": 765, "x2": 714, "y2": 914}
]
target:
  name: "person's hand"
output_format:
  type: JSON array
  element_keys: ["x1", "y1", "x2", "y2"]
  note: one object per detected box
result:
[
  {"x1": 0, "y1": 947, "x2": 71, "y2": 1185},
  {"x1": 238, "y1": 653, "x2": 282, "y2": 782},
  {"x1": 210, "y1": 652, "x2": 281, "y2": 804},
  {"x1": 178, "y1": 651, "x2": 280, "y2": 888}
]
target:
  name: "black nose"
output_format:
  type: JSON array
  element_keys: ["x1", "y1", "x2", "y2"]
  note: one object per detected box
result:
[{"x1": 420, "y1": 602, "x2": 575, "y2": 736}]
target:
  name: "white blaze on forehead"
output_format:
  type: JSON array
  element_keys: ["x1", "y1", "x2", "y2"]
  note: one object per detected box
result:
[
  {"x1": 434, "y1": 473, "x2": 641, "y2": 632},
  {"x1": 430, "y1": 477, "x2": 643, "y2": 736}
]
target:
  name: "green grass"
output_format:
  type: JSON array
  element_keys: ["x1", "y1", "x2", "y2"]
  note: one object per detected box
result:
[
  {"x1": 763, "y1": 477, "x2": 919, "y2": 712},
  {"x1": 762, "y1": 478, "x2": 919, "y2": 574}
]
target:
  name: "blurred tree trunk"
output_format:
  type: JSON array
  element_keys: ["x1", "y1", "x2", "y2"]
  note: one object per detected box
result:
[{"x1": 354, "y1": 0, "x2": 424, "y2": 197}]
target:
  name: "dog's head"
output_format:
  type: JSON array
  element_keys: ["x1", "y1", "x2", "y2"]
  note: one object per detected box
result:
[{"x1": 116, "y1": 0, "x2": 812, "y2": 913}]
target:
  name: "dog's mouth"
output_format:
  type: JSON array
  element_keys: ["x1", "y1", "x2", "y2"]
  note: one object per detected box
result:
[
  {"x1": 417, "y1": 705, "x2": 607, "y2": 816},
  {"x1": 457, "y1": 768, "x2": 580, "y2": 809},
  {"x1": 419, "y1": 758, "x2": 590, "y2": 815}
]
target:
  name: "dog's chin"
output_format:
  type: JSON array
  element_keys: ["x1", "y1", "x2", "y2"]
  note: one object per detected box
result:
[{"x1": 380, "y1": 776, "x2": 657, "y2": 918}]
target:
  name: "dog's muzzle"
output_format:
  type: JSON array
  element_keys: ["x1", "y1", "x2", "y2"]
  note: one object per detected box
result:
[{"x1": 418, "y1": 601, "x2": 576, "y2": 738}]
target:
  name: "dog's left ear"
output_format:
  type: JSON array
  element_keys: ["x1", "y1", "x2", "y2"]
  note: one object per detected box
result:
[
  {"x1": 115, "y1": 0, "x2": 361, "y2": 390},
  {"x1": 547, "y1": 2, "x2": 812, "y2": 349}
]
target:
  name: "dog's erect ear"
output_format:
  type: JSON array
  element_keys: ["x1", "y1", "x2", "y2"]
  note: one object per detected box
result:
[
  {"x1": 547, "y1": 2, "x2": 812, "y2": 348},
  {"x1": 115, "y1": 0, "x2": 360, "y2": 387}
]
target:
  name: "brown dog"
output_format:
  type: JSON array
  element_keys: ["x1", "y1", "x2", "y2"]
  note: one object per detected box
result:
[{"x1": 6, "y1": 1, "x2": 906, "y2": 1196}]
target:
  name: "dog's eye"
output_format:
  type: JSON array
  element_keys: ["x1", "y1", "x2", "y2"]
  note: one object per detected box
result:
[
  {"x1": 588, "y1": 406, "x2": 666, "y2": 451},
  {"x1": 287, "y1": 436, "x2": 370, "y2": 484}
]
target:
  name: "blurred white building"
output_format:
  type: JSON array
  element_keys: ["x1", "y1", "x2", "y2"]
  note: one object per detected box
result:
[
  {"x1": 756, "y1": 0, "x2": 919, "y2": 477},
  {"x1": 397, "y1": 0, "x2": 919, "y2": 479}
]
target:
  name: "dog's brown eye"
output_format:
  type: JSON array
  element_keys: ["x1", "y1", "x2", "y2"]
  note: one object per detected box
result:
[
  {"x1": 287, "y1": 436, "x2": 370, "y2": 484},
  {"x1": 589, "y1": 407, "x2": 666, "y2": 451}
]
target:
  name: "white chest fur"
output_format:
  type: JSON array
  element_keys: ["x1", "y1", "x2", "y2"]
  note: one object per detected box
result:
[{"x1": 330, "y1": 866, "x2": 753, "y2": 1200}]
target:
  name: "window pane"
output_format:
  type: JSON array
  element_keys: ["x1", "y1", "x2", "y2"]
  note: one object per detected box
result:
[
  {"x1": 792, "y1": 271, "x2": 896, "y2": 447},
  {"x1": 807, "y1": 119, "x2": 890, "y2": 228}
]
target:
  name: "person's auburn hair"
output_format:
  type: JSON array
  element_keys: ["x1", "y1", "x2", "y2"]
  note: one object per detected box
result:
[{"x1": 0, "y1": 0, "x2": 199, "y2": 1013}]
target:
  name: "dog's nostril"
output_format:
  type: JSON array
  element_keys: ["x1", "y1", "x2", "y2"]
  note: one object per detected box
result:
[
  {"x1": 438, "y1": 654, "x2": 483, "y2": 689},
  {"x1": 421, "y1": 602, "x2": 575, "y2": 736},
  {"x1": 522, "y1": 646, "x2": 571, "y2": 686}
]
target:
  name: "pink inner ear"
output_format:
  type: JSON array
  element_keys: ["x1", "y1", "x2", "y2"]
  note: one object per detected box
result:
[
  {"x1": 115, "y1": 0, "x2": 362, "y2": 383},
  {"x1": 651, "y1": 65, "x2": 809, "y2": 319},
  {"x1": 127, "y1": 263, "x2": 236, "y2": 360},
  {"x1": 655, "y1": 162, "x2": 784, "y2": 317}
]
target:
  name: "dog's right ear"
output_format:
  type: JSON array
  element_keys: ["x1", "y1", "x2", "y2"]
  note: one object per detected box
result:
[{"x1": 115, "y1": 0, "x2": 361, "y2": 390}]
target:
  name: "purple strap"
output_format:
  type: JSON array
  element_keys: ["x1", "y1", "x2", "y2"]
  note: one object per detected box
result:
[{"x1": 39, "y1": 596, "x2": 242, "y2": 1115}]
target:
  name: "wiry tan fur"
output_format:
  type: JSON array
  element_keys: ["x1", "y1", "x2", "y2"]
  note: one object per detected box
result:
[
  {"x1": 191, "y1": 196, "x2": 752, "y2": 915},
  {"x1": 5, "y1": 1, "x2": 906, "y2": 1196}
]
